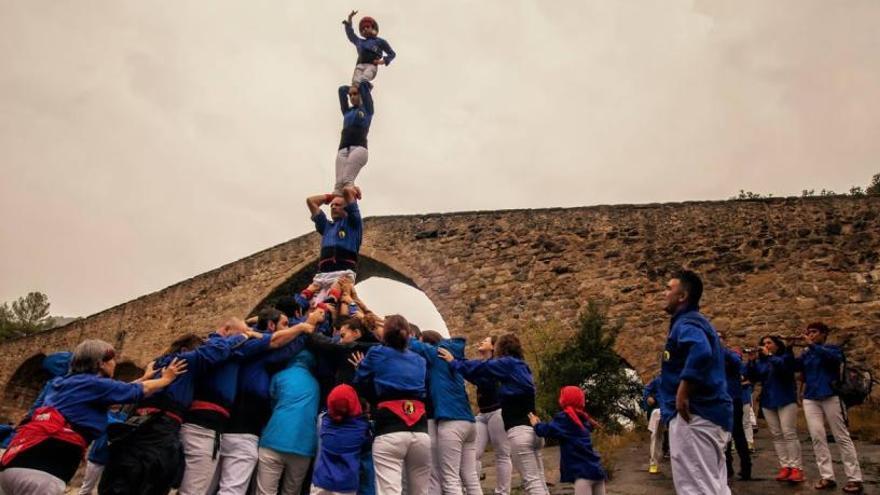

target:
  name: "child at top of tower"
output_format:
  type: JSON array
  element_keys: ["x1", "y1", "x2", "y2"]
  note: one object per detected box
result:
[{"x1": 343, "y1": 10, "x2": 396, "y2": 85}]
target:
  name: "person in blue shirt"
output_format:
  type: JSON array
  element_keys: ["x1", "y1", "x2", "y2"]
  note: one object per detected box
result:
[
  {"x1": 306, "y1": 189, "x2": 363, "y2": 304},
  {"x1": 796, "y1": 322, "x2": 863, "y2": 493},
  {"x1": 440, "y1": 333, "x2": 548, "y2": 495},
  {"x1": 332, "y1": 80, "x2": 374, "y2": 199},
  {"x1": 641, "y1": 375, "x2": 664, "y2": 474},
  {"x1": 529, "y1": 386, "x2": 606, "y2": 495},
  {"x1": 744, "y1": 334, "x2": 803, "y2": 483},
  {"x1": 311, "y1": 384, "x2": 372, "y2": 495},
  {"x1": 410, "y1": 331, "x2": 482, "y2": 495},
  {"x1": 343, "y1": 11, "x2": 396, "y2": 85},
  {"x1": 0, "y1": 339, "x2": 184, "y2": 495},
  {"x1": 255, "y1": 350, "x2": 320, "y2": 495},
  {"x1": 353, "y1": 314, "x2": 431, "y2": 495},
  {"x1": 470, "y1": 336, "x2": 512, "y2": 495},
  {"x1": 718, "y1": 333, "x2": 751, "y2": 481},
  {"x1": 658, "y1": 270, "x2": 732, "y2": 495}
]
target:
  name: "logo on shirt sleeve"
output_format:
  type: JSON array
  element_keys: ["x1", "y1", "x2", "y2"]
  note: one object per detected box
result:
[{"x1": 338, "y1": 230, "x2": 347, "y2": 239}]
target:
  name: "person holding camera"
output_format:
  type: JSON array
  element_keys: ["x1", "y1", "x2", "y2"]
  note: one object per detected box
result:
[{"x1": 795, "y1": 322, "x2": 863, "y2": 493}]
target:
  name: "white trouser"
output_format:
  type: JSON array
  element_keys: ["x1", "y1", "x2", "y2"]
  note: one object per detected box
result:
[
  {"x1": 762, "y1": 403, "x2": 802, "y2": 469},
  {"x1": 351, "y1": 63, "x2": 378, "y2": 85},
  {"x1": 669, "y1": 414, "x2": 731, "y2": 495},
  {"x1": 78, "y1": 460, "x2": 105, "y2": 495},
  {"x1": 178, "y1": 423, "x2": 221, "y2": 495},
  {"x1": 334, "y1": 146, "x2": 369, "y2": 196},
  {"x1": 372, "y1": 431, "x2": 432, "y2": 495},
  {"x1": 427, "y1": 420, "x2": 441, "y2": 495},
  {"x1": 742, "y1": 404, "x2": 755, "y2": 445},
  {"x1": 648, "y1": 409, "x2": 664, "y2": 466},
  {"x1": 475, "y1": 409, "x2": 512, "y2": 495},
  {"x1": 255, "y1": 447, "x2": 312, "y2": 495},
  {"x1": 213, "y1": 433, "x2": 260, "y2": 495},
  {"x1": 573, "y1": 479, "x2": 606, "y2": 495},
  {"x1": 506, "y1": 425, "x2": 548, "y2": 495},
  {"x1": 437, "y1": 420, "x2": 482, "y2": 495},
  {"x1": 803, "y1": 396, "x2": 863, "y2": 482},
  {"x1": 0, "y1": 467, "x2": 66, "y2": 495},
  {"x1": 312, "y1": 270, "x2": 357, "y2": 303}
]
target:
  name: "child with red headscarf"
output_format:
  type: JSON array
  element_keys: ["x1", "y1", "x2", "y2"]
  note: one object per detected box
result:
[
  {"x1": 311, "y1": 384, "x2": 372, "y2": 495},
  {"x1": 529, "y1": 386, "x2": 607, "y2": 495}
]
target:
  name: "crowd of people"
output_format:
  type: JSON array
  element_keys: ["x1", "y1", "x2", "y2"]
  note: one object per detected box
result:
[{"x1": 641, "y1": 271, "x2": 866, "y2": 494}]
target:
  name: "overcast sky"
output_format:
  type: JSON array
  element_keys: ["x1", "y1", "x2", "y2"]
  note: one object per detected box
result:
[{"x1": 2, "y1": 1, "x2": 878, "y2": 326}]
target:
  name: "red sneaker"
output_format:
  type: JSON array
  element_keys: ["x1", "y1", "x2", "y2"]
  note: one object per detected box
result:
[
  {"x1": 775, "y1": 467, "x2": 792, "y2": 481},
  {"x1": 787, "y1": 468, "x2": 805, "y2": 483}
]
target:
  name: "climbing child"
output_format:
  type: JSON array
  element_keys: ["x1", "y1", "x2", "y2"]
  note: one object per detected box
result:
[
  {"x1": 343, "y1": 11, "x2": 396, "y2": 85},
  {"x1": 529, "y1": 386, "x2": 607, "y2": 495}
]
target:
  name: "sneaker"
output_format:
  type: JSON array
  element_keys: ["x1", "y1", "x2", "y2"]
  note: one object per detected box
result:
[
  {"x1": 775, "y1": 467, "x2": 792, "y2": 481},
  {"x1": 787, "y1": 468, "x2": 805, "y2": 483},
  {"x1": 649, "y1": 463, "x2": 659, "y2": 474}
]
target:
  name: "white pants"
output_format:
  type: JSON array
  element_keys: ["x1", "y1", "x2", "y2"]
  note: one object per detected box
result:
[
  {"x1": 668, "y1": 415, "x2": 731, "y2": 495},
  {"x1": 78, "y1": 460, "x2": 105, "y2": 495},
  {"x1": 213, "y1": 433, "x2": 260, "y2": 495},
  {"x1": 352, "y1": 63, "x2": 378, "y2": 85},
  {"x1": 0, "y1": 467, "x2": 66, "y2": 495},
  {"x1": 803, "y1": 396, "x2": 863, "y2": 482},
  {"x1": 648, "y1": 409, "x2": 664, "y2": 466},
  {"x1": 742, "y1": 404, "x2": 755, "y2": 445},
  {"x1": 573, "y1": 479, "x2": 606, "y2": 495},
  {"x1": 436, "y1": 420, "x2": 482, "y2": 495},
  {"x1": 312, "y1": 270, "x2": 357, "y2": 303},
  {"x1": 762, "y1": 403, "x2": 802, "y2": 469},
  {"x1": 178, "y1": 423, "x2": 221, "y2": 495},
  {"x1": 255, "y1": 447, "x2": 312, "y2": 495},
  {"x1": 475, "y1": 409, "x2": 512, "y2": 495},
  {"x1": 372, "y1": 431, "x2": 432, "y2": 495},
  {"x1": 334, "y1": 146, "x2": 369, "y2": 196},
  {"x1": 506, "y1": 425, "x2": 548, "y2": 495},
  {"x1": 427, "y1": 420, "x2": 440, "y2": 495}
]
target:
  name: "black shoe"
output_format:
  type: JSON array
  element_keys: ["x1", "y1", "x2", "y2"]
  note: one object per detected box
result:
[{"x1": 738, "y1": 472, "x2": 752, "y2": 481}]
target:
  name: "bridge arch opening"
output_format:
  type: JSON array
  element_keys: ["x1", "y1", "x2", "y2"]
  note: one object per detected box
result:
[
  {"x1": 250, "y1": 254, "x2": 448, "y2": 336},
  {"x1": 2, "y1": 353, "x2": 51, "y2": 420}
]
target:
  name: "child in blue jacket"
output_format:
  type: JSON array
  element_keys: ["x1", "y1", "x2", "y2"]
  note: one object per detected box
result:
[
  {"x1": 311, "y1": 384, "x2": 372, "y2": 495},
  {"x1": 343, "y1": 11, "x2": 396, "y2": 85},
  {"x1": 529, "y1": 386, "x2": 606, "y2": 495}
]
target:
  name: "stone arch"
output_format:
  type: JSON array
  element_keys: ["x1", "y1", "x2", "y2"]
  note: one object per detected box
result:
[
  {"x1": 2, "y1": 354, "x2": 51, "y2": 416},
  {"x1": 114, "y1": 361, "x2": 145, "y2": 382},
  {"x1": 248, "y1": 254, "x2": 422, "y2": 318}
]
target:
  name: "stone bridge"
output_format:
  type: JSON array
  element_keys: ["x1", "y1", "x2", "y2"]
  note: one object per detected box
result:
[{"x1": 2, "y1": 196, "x2": 879, "y2": 421}]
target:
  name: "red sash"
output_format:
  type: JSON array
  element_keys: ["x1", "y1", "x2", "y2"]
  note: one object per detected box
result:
[
  {"x1": 378, "y1": 399, "x2": 426, "y2": 427},
  {"x1": 189, "y1": 400, "x2": 230, "y2": 418},
  {"x1": 0, "y1": 407, "x2": 87, "y2": 466},
  {"x1": 137, "y1": 407, "x2": 183, "y2": 424}
]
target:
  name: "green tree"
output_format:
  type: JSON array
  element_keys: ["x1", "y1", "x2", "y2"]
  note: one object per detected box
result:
[
  {"x1": 0, "y1": 292, "x2": 52, "y2": 341},
  {"x1": 868, "y1": 173, "x2": 880, "y2": 196},
  {"x1": 532, "y1": 302, "x2": 644, "y2": 432}
]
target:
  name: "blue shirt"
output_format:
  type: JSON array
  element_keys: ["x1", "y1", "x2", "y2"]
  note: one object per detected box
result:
[
  {"x1": 338, "y1": 82, "x2": 374, "y2": 149},
  {"x1": 42, "y1": 374, "x2": 144, "y2": 441},
  {"x1": 313, "y1": 415, "x2": 371, "y2": 493},
  {"x1": 723, "y1": 348, "x2": 744, "y2": 403},
  {"x1": 745, "y1": 351, "x2": 797, "y2": 409},
  {"x1": 409, "y1": 337, "x2": 475, "y2": 422},
  {"x1": 87, "y1": 410, "x2": 127, "y2": 465},
  {"x1": 659, "y1": 308, "x2": 733, "y2": 431},
  {"x1": 534, "y1": 412, "x2": 606, "y2": 482},
  {"x1": 313, "y1": 202, "x2": 363, "y2": 270},
  {"x1": 192, "y1": 333, "x2": 272, "y2": 409},
  {"x1": 27, "y1": 351, "x2": 73, "y2": 418},
  {"x1": 796, "y1": 344, "x2": 843, "y2": 401},
  {"x1": 344, "y1": 22, "x2": 396, "y2": 65},
  {"x1": 741, "y1": 382, "x2": 753, "y2": 405},
  {"x1": 353, "y1": 345, "x2": 427, "y2": 400},
  {"x1": 450, "y1": 356, "x2": 537, "y2": 430},
  {"x1": 260, "y1": 351, "x2": 320, "y2": 456},
  {"x1": 642, "y1": 377, "x2": 661, "y2": 413}
]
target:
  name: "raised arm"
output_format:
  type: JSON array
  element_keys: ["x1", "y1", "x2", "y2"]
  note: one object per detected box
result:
[
  {"x1": 265, "y1": 318, "x2": 317, "y2": 349},
  {"x1": 339, "y1": 85, "x2": 351, "y2": 114},
  {"x1": 358, "y1": 80, "x2": 374, "y2": 116},
  {"x1": 307, "y1": 193, "x2": 332, "y2": 218},
  {"x1": 343, "y1": 12, "x2": 360, "y2": 45}
]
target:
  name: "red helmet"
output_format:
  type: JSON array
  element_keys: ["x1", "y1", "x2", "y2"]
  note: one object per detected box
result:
[{"x1": 358, "y1": 16, "x2": 378, "y2": 32}]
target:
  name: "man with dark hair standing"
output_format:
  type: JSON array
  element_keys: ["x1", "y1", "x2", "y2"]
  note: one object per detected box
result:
[{"x1": 659, "y1": 270, "x2": 732, "y2": 495}]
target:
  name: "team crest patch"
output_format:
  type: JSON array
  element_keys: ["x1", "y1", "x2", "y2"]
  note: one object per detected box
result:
[
  {"x1": 663, "y1": 350, "x2": 670, "y2": 361},
  {"x1": 338, "y1": 230, "x2": 347, "y2": 239},
  {"x1": 358, "y1": 111, "x2": 365, "y2": 118},
  {"x1": 403, "y1": 400, "x2": 415, "y2": 415}
]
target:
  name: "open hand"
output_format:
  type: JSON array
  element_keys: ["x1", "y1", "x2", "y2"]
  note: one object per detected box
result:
[
  {"x1": 437, "y1": 348, "x2": 454, "y2": 362},
  {"x1": 348, "y1": 351, "x2": 365, "y2": 368},
  {"x1": 373, "y1": 58, "x2": 385, "y2": 65},
  {"x1": 528, "y1": 412, "x2": 540, "y2": 427},
  {"x1": 347, "y1": 10, "x2": 357, "y2": 21},
  {"x1": 161, "y1": 357, "x2": 188, "y2": 382}
]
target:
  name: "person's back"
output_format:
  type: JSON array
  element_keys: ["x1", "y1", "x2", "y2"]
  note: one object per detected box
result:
[
  {"x1": 312, "y1": 385, "x2": 371, "y2": 495},
  {"x1": 261, "y1": 351, "x2": 320, "y2": 456}
]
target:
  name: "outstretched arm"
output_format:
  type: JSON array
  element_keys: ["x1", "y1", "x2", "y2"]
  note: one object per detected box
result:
[
  {"x1": 343, "y1": 11, "x2": 360, "y2": 44},
  {"x1": 339, "y1": 85, "x2": 351, "y2": 114},
  {"x1": 358, "y1": 80, "x2": 374, "y2": 116}
]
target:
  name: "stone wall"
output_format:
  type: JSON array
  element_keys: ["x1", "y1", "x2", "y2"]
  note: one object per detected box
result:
[{"x1": 2, "y1": 196, "x2": 878, "y2": 421}]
